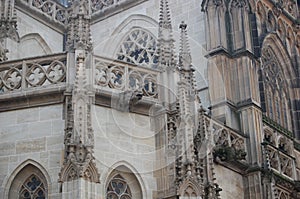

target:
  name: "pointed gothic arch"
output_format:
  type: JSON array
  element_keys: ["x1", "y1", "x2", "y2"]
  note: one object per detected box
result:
[
  {"x1": 178, "y1": 178, "x2": 204, "y2": 198},
  {"x1": 19, "y1": 33, "x2": 52, "y2": 59},
  {"x1": 260, "y1": 34, "x2": 296, "y2": 131},
  {"x1": 3, "y1": 159, "x2": 51, "y2": 199},
  {"x1": 103, "y1": 161, "x2": 146, "y2": 199},
  {"x1": 95, "y1": 14, "x2": 158, "y2": 60},
  {"x1": 228, "y1": 0, "x2": 252, "y2": 51}
]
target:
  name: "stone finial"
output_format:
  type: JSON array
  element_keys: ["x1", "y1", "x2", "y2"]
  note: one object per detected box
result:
[
  {"x1": 157, "y1": 0, "x2": 176, "y2": 68},
  {"x1": 0, "y1": 0, "x2": 19, "y2": 42},
  {"x1": 66, "y1": 0, "x2": 92, "y2": 52},
  {"x1": 179, "y1": 21, "x2": 192, "y2": 71}
]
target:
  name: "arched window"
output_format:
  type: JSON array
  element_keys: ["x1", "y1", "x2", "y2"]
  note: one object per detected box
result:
[
  {"x1": 19, "y1": 174, "x2": 46, "y2": 199},
  {"x1": 7, "y1": 163, "x2": 48, "y2": 199},
  {"x1": 105, "y1": 165, "x2": 143, "y2": 199},
  {"x1": 261, "y1": 46, "x2": 291, "y2": 130},
  {"x1": 106, "y1": 175, "x2": 132, "y2": 199},
  {"x1": 116, "y1": 28, "x2": 158, "y2": 68}
]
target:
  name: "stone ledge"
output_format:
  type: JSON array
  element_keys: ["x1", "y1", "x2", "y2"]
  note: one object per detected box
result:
[{"x1": 0, "y1": 86, "x2": 66, "y2": 112}]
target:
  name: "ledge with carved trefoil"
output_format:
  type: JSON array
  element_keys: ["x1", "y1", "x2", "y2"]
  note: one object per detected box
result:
[
  {"x1": 93, "y1": 55, "x2": 159, "y2": 115},
  {"x1": 204, "y1": 115, "x2": 248, "y2": 171},
  {"x1": 0, "y1": 53, "x2": 67, "y2": 111},
  {"x1": 262, "y1": 114, "x2": 300, "y2": 197}
]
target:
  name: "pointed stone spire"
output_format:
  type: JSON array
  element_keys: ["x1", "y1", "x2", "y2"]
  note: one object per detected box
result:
[
  {"x1": 179, "y1": 21, "x2": 193, "y2": 71},
  {"x1": 178, "y1": 22, "x2": 196, "y2": 94},
  {"x1": 176, "y1": 21, "x2": 200, "y2": 190},
  {"x1": 157, "y1": 0, "x2": 176, "y2": 69}
]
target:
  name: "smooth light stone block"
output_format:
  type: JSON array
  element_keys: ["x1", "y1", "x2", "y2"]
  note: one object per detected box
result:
[
  {"x1": 16, "y1": 138, "x2": 46, "y2": 154},
  {"x1": 40, "y1": 105, "x2": 63, "y2": 121}
]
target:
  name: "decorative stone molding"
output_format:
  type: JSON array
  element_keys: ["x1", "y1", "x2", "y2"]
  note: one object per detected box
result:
[
  {"x1": 59, "y1": 53, "x2": 100, "y2": 183},
  {"x1": 157, "y1": 0, "x2": 176, "y2": 69},
  {"x1": 66, "y1": 0, "x2": 92, "y2": 52}
]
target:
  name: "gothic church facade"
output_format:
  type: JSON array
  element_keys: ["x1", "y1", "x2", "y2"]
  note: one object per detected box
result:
[{"x1": 0, "y1": 0, "x2": 299, "y2": 198}]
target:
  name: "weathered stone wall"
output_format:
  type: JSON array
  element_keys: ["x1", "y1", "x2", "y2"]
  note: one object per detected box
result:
[
  {"x1": 92, "y1": 105, "x2": 156, "y2": 198},
  {"x1": 0, "y1": 104, "x2": 64, "y2": 198},
  {"x1": 214, "y1": 165, "x2": 245, "y2": 199}
]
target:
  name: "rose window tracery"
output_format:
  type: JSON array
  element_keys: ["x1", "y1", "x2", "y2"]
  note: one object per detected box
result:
[{"x1": 117, "y1": 28, "x2": 158, "y2": 68}]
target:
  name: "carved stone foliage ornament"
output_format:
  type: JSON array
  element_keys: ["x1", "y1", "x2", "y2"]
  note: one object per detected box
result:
[{"x1": 66, "y1": 0, "x2": 92, "y2": 51}]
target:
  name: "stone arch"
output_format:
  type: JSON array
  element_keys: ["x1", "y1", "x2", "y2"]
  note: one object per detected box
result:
[
  {"x1": 262, "y1": 34, "x2": 296, "y2": 88},
  {"x1": 19, "y1": 33, "x2": 52, "y2": 58},
  {"x1": 286, "y1": 26, "x2": 295, "y2": 57},
  {"x1": 266, "y1": 10, "x2": 276, "y2": 32},
  {"x1": 3, "y1": 159, "x2": 51, "y2": 199},
  {"x1": 97, "y1": 14, "x2": 158, "y2": 59},
  {"x1": 256, "y1": 1, "x2": 267, "y2": 36},
  {"x1": 103, "y1": 161, "x2": 147, "y2": 199},
  {"x1": 256, "y1": 1, "x2": 266, "y2": 21},
  {"x1": 276, "y1": 18, "x2": 286, "y2": 43},
  {"x1": 261, "y1": 34, "x2": 296, "y2": 131},
  {"x1": 178, "y1": 179, "x2": 204, "y2": 198}
]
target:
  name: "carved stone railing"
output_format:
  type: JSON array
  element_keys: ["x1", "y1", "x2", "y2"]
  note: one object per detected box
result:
[
  {"x1": 263, "y1": 143, "x2": 296, "y2": 179},
  {"x1": 90, "y1": 0, "x2": 147, "y2": 22},
  {"x1": 16, "y1": 0, "x2": 69, "y2": 26},
  {"x1": 93, "y1": 55, "x2": 159, "y2": 99},
  {"x1": 204, "y1": 115, "x2": 247, "y2": 162},
  {"x1": 0, "y1": 53, "x2": 67, "y2": 95}
]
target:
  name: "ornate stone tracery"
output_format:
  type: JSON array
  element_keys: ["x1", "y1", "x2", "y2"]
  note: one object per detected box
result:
[
  {"x1": 19, "y1": 174, "x2": 46, "y2": 199},
  {"x1": 261, "y1": 45, "x2": 291, "y2": 130},
  {"x1": 117, "y1": 28, "x2": 158, "y2": 68},
  {"x1": 106, "y1": 175, "x2": 132, "y2": 199}
]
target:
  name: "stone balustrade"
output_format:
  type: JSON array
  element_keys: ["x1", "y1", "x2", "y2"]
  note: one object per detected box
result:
[
  {"x1": 263, "y1": 143, "x2": 296, "y2": 179},
  {"x1": 0, "y1": 53, "x2": 67, "y2": 95},
  {"x1": 204, "y1": 115, "x2": 247, "y2": 161},
  {"x1": 94, "y1": 55, "x2": 159, "y2": 99},
  {"x1": 262, "y1": 118, "x2": 296, "y2": 179},
  {"x1": 17, "y1": 0, "x2": 69, "y2": 26}
]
